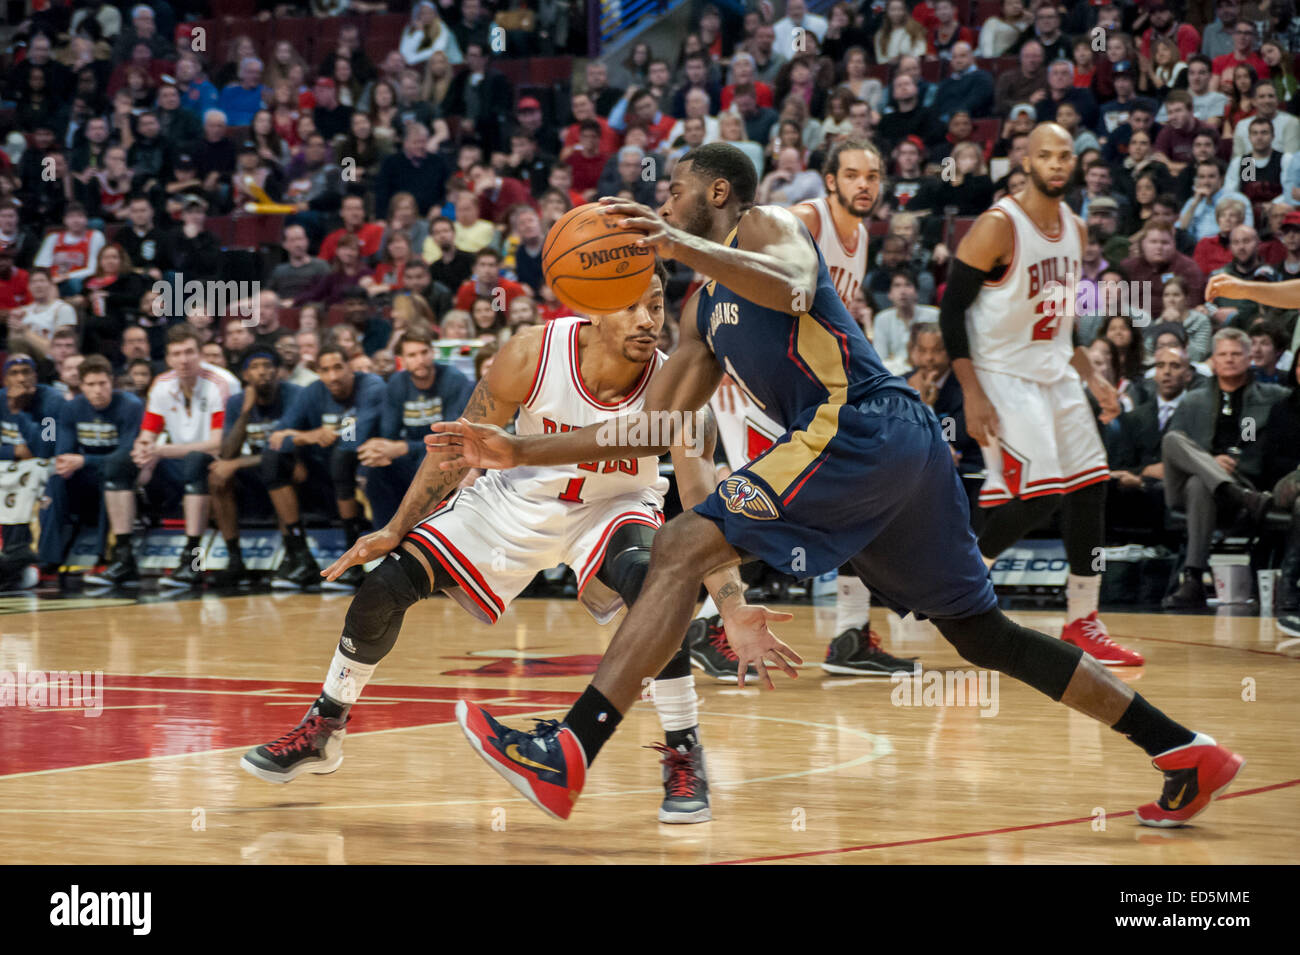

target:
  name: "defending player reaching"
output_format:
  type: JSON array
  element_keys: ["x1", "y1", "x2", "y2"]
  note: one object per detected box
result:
[
  {"x1": 434, "y1": 143, "x2": 1243, "y2": 827},
  {"x1": 241, "y1": 267, "x2": 722, "y2": 824},
  {"x1": 943, "y1": 123, "x2": 1144, "y2": 666}
]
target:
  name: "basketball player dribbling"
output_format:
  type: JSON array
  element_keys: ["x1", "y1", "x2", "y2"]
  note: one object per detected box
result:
[
  {"x1": 240, "y1": 267, "x2": 723, "y2": 824},
  {"x1": 943, "y1": 123, "x2": 1144, "y2": 666},
  {"x1": 686, "y1": 140, "x2": 916, "y2": 681},
  {"x1": 434, "y1": 142, "x2": 1243, "y2": 827}
]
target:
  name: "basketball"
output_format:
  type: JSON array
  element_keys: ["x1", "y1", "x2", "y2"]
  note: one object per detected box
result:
[{"x1": 542, "y1": 203, "x2": 656, "y2": 314}]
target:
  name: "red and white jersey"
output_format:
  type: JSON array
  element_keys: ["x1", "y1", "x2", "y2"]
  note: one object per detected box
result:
[
  {"x1": 505, "y1": 317, "x2": 669, "y2": 505},
  {"x1": 35, "y1": 229, "x2": 104, "y2": 282},
  {"x1": 800, "y1": 196, "x2": 867, "y2": 309},
  {"x1": 141, "y1": 366, "x2": 237, "y2": 443},
  {"x1": 966, "y1": 196, "x2": 1083, "y2": 385}
]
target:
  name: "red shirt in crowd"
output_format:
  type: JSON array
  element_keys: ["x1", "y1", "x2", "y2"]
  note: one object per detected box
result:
[
  {"x1": 563, "y1": 117, "x2": 622, "y2": 157},
  {"x1": 319, "y1": 223, "x2": 386, "y2": 261},
  {"x1": 0, "y1": 267, "x2": 30, "y2": 310},
  {"x1": 477, "y1": 176, "x2": 537, "y2": 224},
  {"x1": 1213, "y1": 51, "x2": 1270, "y2": 86},
  {"x1": 721, "y1": 82, "x2": 774, "y2": 110},
  {"x1": 454, "y1": 276, "x2": 529, "y2": 311},
  {"x1": 567, "y1": 149, "x2": 609, "y2": 194}
]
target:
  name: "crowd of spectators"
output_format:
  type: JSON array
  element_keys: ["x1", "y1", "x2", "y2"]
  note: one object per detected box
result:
[{"x1": 0, "y1": 0, "x2": 1296, "y2": 614}]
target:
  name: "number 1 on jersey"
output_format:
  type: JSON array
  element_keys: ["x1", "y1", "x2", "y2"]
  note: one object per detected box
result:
[{"x1": 559, "y1": 478, "x2": 586, "y2": 503}]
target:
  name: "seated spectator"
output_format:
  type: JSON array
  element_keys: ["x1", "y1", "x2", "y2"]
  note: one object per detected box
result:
[
  {"x1": 1070, "y1": 161, "x2": 1132, "y2": 226},
  {"x1": 333, "y1": 288, "x2": 391, "y2": 356},
  {"x1": 874, "y1": 0, "x2": 927, "y2": 63},
  {"x1": 599, "y1": 144, "x2": 660, "y2": 207},
  {"x1": 872, "y1": 270, "x2": 939, "y2": 372},
  {"x1": 877, "y1": 74, "x2": 943, "y2": 155},
  {"x1": 232, "y1": 140, "x2": 286, "y2": 208},
  {"x1": 424, "y1": 215, "x2": 475, "y2": 290},
  {"x1": 502, "y1": 125, "x2": 557, "y2": 200},
  {"x1": 264, "y1": 344, "x2": 386, "y2": 589},
  {"x1": 1122, "y1": 224, "x2": 1207, "y2": 305},
  {"x1": 978, "y1": 0, "x2": 1033, "y2": 58},
  {"x1": 454, "y1": 249, "x2": 528, "y2": 312},
  {"x1": 1211, "y1": 20, "x2": 1269, "y2": 90},
  {"x1": 666, "y1": 88, "x2": 722, "y2": 146},
  {"x1": 0, "y1": 201, "x2": 40, "y2": 269},
  {"x1": 361, "y1": 231, "x2": 416, "y2": 299},
  {"x1": 1160, "y1": 328, "x2": 1289, "y2": 609},
  {"x1": 116, "y1": 195, "x2": 169, "y2": 279},
  {"x1": 1206, "y1": 225, "x2": 1279, "y2": 328},
  {"x1": 194, "y1": 111, "x2": 237, "y2": 208},
  {"x1": 1148, "y1": 277, "x2": 1214, "y2": 362},
  {"x1": 1179, "y1": 159, "x2": 1253, "y2": 241},
  {"x1": 374, "y1": 122, "x2": 449, "y2": 218},
  {"x1": 1226, "y1": 118, "x2": 1285, "y2": 219},
  {"x1": 1107, "y1": 344, "x2": 1195, "y2": 538},
  {"x1": 994, "y1": 40, "x2": 1047, "y2": 117},
  {"x1": 78, "y1": 244, "x2": 147, "y2": 366},
  {"x1": 450, "y1": 187, "x2": 497, "y2": 254},
  {"x1": 880, "y1": 137, "x2": 938, "y2": 215},
  {"x1": 166, "y1": 195, "x2": 224, "y2": 283},
  {"x1": 1194, "y1": 196, "x2": 1249, "y2": 276},
  {"x1": 202, "y1": 342, "x2": 228, "y2": 369},
  {"x1": 757, "y1": 146, "x2": 825, "y2": 206},
  {"x1": 269, "y1": 225, "x2": 330, "y2": 305},
  {"x1": 932, "y1": 43, "x2": 993, "y2": 124},
  {"x1": 320, "y1": 194, "x2": 386, "y2": 263},
  {"x1": 34, "y1": 203, "x2": 105, "y2": 294},
  {"x1": 721, "y1": 51, "x2": 773, "y2": 111},
  {"x1": 501, "y1": 206, "x2": 546, "y2": 295},
  {"x1": 903, "y1": 321, "x2": 979, "y2": 472},
  {"x1": 1009, "y1": 2, "x2": 1071, "y2": 61},
  {"x1": 1154, "y1": 91, "x2": 1216, "y2": 175},
  {"x1": 1098, "y1": 314, "x2": 1150, "y2": 410},
  {"x1": 7, "y1": 268, "x2": 74, "y2": 361},
  {"x1": 281, "y1": 134, "x2": 344, "y2": 246},
  {"x1": 440, "y1": 310, "x2": 473, "y2": 339},
  {"x1": 290, "y1": 330, "x2": 322, "y2": 386},
  {"x1": 1259, "y1": 348, "x2": 1300, "y2": 613},
  {"x1": 401, "y1": 2, "x2": 463, "y2": 68},
  {"x1": 357, "y1": 328, "x2": 473, "y2": 528},
  {"x1": 297, "y1": 234, "x2": 370, "y2": 306},
  {"x1": 1036, "y1": 59, "x2": 1099, "y2": 131},
  {"x1": 470, "y1": 162, "x2": 535, "y2": 227},
  {"x1": 1248, "y1": 318, "x2": 1289, "y2": 383},
  {"x1": 1277, "y1": 209, "x2": 1300, "y2": 278},
  {"x1": 1115, "y1": 130, "x2": 1174, "y2": 202},
  {"x1": 88, "y1": 325, "x2": 237, "y2": 588},
  {"x1": 219, "y1": 57, "x2": 268, "y2": 128}
]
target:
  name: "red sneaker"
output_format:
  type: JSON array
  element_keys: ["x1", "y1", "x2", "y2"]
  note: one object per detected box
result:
[
  {"x1": 1062, "y1": 611, "x2": 1145, "y2": 666},
  {"x1": 1136, "y1": 733, "x2": 1245, "y2": 828},
  {"x1": 456, "y1": 700, "x2": 587, "y2": 821}
]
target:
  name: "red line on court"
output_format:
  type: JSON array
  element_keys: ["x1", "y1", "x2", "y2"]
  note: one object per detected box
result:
[
  {"x1": 1122, "y1": 634, "x2": 1292, "y2": 657},
  {"x1": 712, "y1": 779, "x2": 1300, "y2": 865}
]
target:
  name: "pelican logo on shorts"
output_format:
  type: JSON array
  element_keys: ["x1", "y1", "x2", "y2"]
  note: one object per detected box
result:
[{"x1": 720, "y1": 476, "x2": 779, "y2": 520}]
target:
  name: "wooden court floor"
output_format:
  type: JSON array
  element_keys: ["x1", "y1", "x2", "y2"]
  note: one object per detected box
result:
[{"x1": 1, "y1": 591, "x2": 1297, "y2": 864}]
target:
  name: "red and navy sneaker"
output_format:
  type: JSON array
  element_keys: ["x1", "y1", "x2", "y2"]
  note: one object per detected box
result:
[
  {"x1": 648, "y1": 742, "x2": 711, "y2": 824},
  {"x1": 821, "y1": 628, "x2": 917, "y2": 676},
  {"x1": 687, "y1": 615, "x2": 757, "y2": 683},
  {"x1": 240, "y1": 706, "x2": 348, "y2": 783},
  {"x1": 1135, "y1": 732, "x2": 1245, "y2": 828},
  {"x1": 1062, "y1": 611, "x2": 1145, "y2": 666},
  {"x1": 456, "y1": 700, "x2": 587, "y2": 821}
]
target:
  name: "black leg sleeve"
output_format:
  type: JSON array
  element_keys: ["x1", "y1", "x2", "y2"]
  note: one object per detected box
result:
[
  {"x1": 977, "y1": 496, "x2": 1062, "y2": 560},
  {"x1": 1059, "y1": 481, "x2": 1107, "y2": 575},
  {"x1": 934, "y1": 608, "x2": 1084, "y2": 702}
]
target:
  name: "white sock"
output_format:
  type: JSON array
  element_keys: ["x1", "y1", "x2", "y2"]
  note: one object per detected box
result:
[
  {"x1": 697, "y1": 594, "x2": 719, "y2": 621},
  {"x1": 321, "y1": 646, "x2": 377, "y2": 706},
  {"x1": 836, "y1": 574, "x2": 871, "y2": 633},
  {"x1": 1067, "y1": 574, "x2": 1100, "y2": 623},
  {"x1": 652, "y1": 675, "x2": 699, "y2": 733}
]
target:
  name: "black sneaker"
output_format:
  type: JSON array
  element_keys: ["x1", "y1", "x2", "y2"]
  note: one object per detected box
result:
[
  {"x1": 821, "y1": 628, "x2": 918, "y2": 676},
  {"x1": 1278, "y1": 615, "x2": 1300, "y2": 639},
  {"x1": 322, "y1": 562, "x2": 364, "y2": 592},
  {"x1": 272, "y1": 547, "x2": 320, "y2": 590},
  {"x1": 648, "y1": 742, "x2": 711, "y2": 824},
  {"x1": 687, "y1": 615, "x2": 757, "y2": 683},
  {"x1": 84, "y1": 541, "x2": 140, "y2": 588},
  {"x1": 211, "y1": 563, "x2": 253, "y2": 589},
  {"x1": 240, "y1": 706, "x2": 348, "y2": 783},
  {"x1": 1162, "y1": 569, "x2": 1207, "y2": 610},
  {"x1": 162, "y1": 556, "x2": 203, "y2": 589}
]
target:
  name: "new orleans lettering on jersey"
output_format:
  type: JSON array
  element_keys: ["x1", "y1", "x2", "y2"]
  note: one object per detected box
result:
[{"x1": 76, "y1": 420, "x2": 121, "y2": 448}]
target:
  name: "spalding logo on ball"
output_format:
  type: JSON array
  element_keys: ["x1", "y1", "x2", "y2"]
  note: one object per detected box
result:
[{"x1": 542, "y1": 203, "x2": 656, "y2": 314}]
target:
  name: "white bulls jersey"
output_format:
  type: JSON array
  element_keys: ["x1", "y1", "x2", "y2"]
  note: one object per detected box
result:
[
  {"x1": 800, "y1": 196, "x2": 867, "y2": 308},
  {"x1": 966, "y1": 196, "x2": 1083, "y2": 384},
  {"x1": 504, "y1": 316, "x2": 670, "y2": 505}
]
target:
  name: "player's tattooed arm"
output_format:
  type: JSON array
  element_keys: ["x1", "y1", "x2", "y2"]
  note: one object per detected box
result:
[
  {"x1": 384, "y1": 328, "x2": 539, "y2": 535},
  {"x1": 668, "y1": 404, "x2": 719, "y2": 510}
]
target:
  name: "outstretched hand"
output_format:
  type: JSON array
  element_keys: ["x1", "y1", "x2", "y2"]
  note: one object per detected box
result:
[
  {"x1": 722, "y1": 603, "x2": 801, "y2": 689},
  {"x1": 426, "y1": 419, "x2": 521, "y2": 471},
  {"x1": 322, "y1": 529, "x2": 400, "y2": 581}
]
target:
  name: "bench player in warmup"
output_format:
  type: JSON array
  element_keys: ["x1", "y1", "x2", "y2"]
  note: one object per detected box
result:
[
  {"x1": 241, "y1": 265, "x2": 724, "y2": 824},
  {"x1": 943, "y1": 123, "x2": 1144, "y2": 666},
  {"x1": 434, "y1": 142, "x2": 1243, "y2": 827}
]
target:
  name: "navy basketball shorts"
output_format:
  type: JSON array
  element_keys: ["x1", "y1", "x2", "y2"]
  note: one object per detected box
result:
[{"x1": 693, "y1": 389, "x2": 997, "y2": 621}]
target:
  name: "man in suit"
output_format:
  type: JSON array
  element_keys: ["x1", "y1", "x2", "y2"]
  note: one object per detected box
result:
[
  {"x1": 443, "y1": 41, "x2": 514, "y2": 156},
  {"x1": 904, "y1": 322, "x2": 980, "y2": 476},
  {"x1": 1160, "y1": 328, "x2": 1289, "y2": 608},
  {"x1": 1109, "y1": 345, "x2": 1195, "y2": 539}
]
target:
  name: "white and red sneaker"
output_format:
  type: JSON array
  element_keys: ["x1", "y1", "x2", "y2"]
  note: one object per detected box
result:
[
  {"x1": 1136, "y1": 733, "x2": 1245, "y2": 827},
  {"x1": 1062, "y1": 611, "x2": 1145, "y2": 666}
]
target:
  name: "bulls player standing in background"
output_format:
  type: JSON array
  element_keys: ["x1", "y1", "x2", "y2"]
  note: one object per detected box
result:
[
  {"x1": 941, "y1": 124, "x2": 1144, "y2": 666},
  {"x1": 792, "y1": 141, "x2": 917, "y2": 677}
]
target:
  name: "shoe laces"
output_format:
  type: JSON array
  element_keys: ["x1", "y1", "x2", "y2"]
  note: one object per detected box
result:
[
  {"x1": 264, "y1": 715, "x2": 334, "y2": 757},
  {"x1": 647, "y1": 742, "x2": 698, "y2": 797},
  {"x1": 529, "y1": 718, "x2": 562, "y2": 738},
  {"x1": 863, "y1": 629, "x2": 883, "y2": 650},
  {"x1": 1079, "y1": 614, "x2": 1118, "y2": 648},
  {"x1": 706, "y1": 617, "x2": 738, "y2": 662}
]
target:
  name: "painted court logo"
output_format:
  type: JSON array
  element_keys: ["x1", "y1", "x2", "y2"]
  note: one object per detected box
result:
[{"x1": 720, "y1": 476, "x2": 779, "y2": 520}]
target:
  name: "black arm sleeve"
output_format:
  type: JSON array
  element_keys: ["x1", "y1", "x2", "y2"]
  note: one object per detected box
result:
[{"x1": 938, "y1": 259, "x2": 991, "y2": 363}]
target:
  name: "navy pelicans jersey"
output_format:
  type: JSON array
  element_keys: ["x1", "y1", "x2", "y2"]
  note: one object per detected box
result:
[
  {"x1": 967, "y1": 196, "x2": 1083, "y2": 384},
  {"x1": 694, "y1": 225, "x2": 901, "y2": 434}
]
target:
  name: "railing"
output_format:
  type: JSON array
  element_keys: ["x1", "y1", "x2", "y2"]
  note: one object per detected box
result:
[{"x1": 599, "y1": 0, "x2": 683, "y2": 52}]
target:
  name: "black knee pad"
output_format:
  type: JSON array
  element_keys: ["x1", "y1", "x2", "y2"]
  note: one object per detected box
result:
[
  {"x1": 598, "y1": 523, "x2": 655, "y2": 607},
  {"x1": 260, "y1": 449, "x2": 296, "y2": 490},
  {"x1": 102, "y1": 451, "x2": 138, "y2": 491},
  {"x1": 329, "y1": 446, "x2": 358, "y2": 497},
  {"x1": 340, "y1": 553, "x2": 431, "y2": 665},
  {"x1": 181, "y1": 451, "x2": 213, "y2": 495},
  {"x1": 935, "y1": 608, "x2": 1084, "y2": 702}
]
